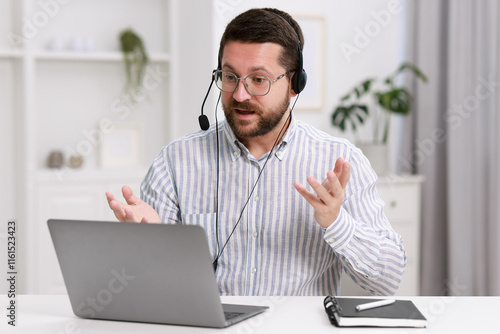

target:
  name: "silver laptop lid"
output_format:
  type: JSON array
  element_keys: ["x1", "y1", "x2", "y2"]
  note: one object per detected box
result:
[{"x1": 48, "y1": 219, "x2": 230, "y2": 327}]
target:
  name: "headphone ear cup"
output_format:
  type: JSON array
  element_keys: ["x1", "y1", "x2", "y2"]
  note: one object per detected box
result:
[{"x1": 292, "y1": 69, "x2": 307, "y2": 94}]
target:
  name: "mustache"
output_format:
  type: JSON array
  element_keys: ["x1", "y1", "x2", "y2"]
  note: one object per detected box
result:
[{"x1": 227, "y1": 100, "x2": 258, "y2": 112}]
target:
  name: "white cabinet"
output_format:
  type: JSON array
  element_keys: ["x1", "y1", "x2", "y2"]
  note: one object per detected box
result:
[
  {"x1": 35, "y1": 169, "x2": 144, "y2": 294},
  {"x1": 340, "y1": 175, "x2": 424, "y2": 296},
  {"x1": 377, "y1": 175, "x2": 424, "y2": 296}
]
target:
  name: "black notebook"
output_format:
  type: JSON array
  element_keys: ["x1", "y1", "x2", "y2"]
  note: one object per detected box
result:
[{"x1": 323, "y1": 296, "x2": 427, "y2": 328}]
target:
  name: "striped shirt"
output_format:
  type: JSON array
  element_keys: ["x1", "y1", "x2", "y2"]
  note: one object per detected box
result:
[{"x1": 141, "y1": 116, "x2": 406, "y2": 296}]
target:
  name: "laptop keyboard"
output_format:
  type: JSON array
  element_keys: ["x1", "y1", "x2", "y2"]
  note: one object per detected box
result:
[{"x1": 224, "y1": 312, "x2": 244, "y2": 321}]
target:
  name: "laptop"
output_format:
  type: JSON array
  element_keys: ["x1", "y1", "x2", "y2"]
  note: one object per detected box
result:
[{"x1": 47, "y1": 219, "x2": 268, "y2": 328}]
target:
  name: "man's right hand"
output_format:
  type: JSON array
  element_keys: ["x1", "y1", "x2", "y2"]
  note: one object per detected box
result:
[{"x1": 106, "y1": 185, "x2": 161, "y2": 223}]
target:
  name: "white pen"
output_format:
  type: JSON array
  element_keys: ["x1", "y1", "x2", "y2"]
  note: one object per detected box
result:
[{"x1": 355, "y1": 299, "x2": 396, "y2": 312}]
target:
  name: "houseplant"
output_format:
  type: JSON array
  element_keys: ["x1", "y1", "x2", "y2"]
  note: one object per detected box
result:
[
  {"x1": 331, "y1": 62, "x2": 427, "y2": 174},
  {"x1": 119, "y1": 28, "x2": 149, "y2": 101}
]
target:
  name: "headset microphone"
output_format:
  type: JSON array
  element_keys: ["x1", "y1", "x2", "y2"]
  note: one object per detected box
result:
[
  {"x1": 199, "y1": 73, "x2": 216, "y2": 131},
  {"x1": 198, "y1": 114, "x2": 210, "y2": 131}
]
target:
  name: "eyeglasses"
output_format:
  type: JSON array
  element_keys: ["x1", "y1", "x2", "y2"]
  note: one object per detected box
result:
[{"x1": 213, "y1": 70, "x2": 291, "y2": 96}]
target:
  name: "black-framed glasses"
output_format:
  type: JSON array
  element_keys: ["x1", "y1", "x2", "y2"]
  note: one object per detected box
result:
[{"x1": 213, "y1": 70, "x2": 291, "y2": 96}]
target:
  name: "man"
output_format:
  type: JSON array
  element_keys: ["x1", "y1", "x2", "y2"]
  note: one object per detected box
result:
[{"x1": 106, "y1": 8, "x2": 406, "y2": 296}]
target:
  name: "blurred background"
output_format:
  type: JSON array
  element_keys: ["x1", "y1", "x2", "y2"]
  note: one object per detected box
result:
[{"x1": 0, "y1": 0, "x2": 498, "y2": 296}]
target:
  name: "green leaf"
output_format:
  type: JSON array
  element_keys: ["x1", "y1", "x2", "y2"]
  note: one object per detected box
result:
[
  {"x1": 355, "y1": 104, "x2": 368, "y2": 115},
  {"x1": 332, "y1": 106, "x2": 348, "y2": 131},
  {"x1": 331, "y1": 104, "x2": 369, "y2": 132},
  {"x1": 395, "y1": 62, "x2": 428, "y2": 83},
  {"x1": 339, "y1": 118, "x2": 346, "y2": 131},
  {"x1": 361, "y1": 79, "x2": 374, "y2": 92},
  {"x1": 340, "y1": 93, "x2": 351, "y2": 101},
  {"x1": 377, "y1": 88, "x2": 411, "y2": 114}
]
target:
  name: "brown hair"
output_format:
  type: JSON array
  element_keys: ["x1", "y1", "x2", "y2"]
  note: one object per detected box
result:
[{"x1": 218, "y1": 8, "x2": 304, "y2": 75}]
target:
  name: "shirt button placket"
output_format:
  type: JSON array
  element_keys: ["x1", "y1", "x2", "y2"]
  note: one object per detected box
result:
[{"x1": 247, "y1": 159, "x2": 261, "y2": 294}]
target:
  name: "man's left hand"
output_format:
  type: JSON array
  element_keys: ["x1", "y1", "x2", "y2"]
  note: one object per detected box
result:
[{"x1": 293, "y1": 157, "x2": 350, "y2": 228}]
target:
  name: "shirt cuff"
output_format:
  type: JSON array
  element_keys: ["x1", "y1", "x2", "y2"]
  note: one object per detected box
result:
[{"x1": 323, "y1": 208, "x2": 356, "y2": 251}]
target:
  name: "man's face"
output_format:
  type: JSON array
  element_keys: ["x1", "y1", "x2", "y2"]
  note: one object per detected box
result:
[{"x1": 220, "y1": 41, "x2": 294, "y2": 141}]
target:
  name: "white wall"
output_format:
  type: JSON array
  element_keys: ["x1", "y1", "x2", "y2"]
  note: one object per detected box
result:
[
  {"x1": 169, "y1": 0, "x2": 215, "y2": 139},
  {"x1": 0, "y1": 59, "x2": 17, "y2": 296},
  {"x1": 210, "y1": 0, "x2": 408, "y2": 172},
  {"x1": 0, "y1": 0, "x2": 409, "y2": 294}
]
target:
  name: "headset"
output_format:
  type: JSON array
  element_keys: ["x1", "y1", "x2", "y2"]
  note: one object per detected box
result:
[
  {"x1": 197, "y1": 10, "x2": 307, "y2": 271},
  {"x1": 269, "y1": 11, "x2": 307, "y2": 96}
]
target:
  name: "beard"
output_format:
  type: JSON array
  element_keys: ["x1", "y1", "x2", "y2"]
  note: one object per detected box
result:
[{"x1": 222, "y1": 95, "x2": 290, "y2": 140}]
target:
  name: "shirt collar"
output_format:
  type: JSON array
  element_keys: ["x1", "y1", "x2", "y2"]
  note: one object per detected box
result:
[{"x1": 222, "y1": 114, "x2": 297, "y2": 162}]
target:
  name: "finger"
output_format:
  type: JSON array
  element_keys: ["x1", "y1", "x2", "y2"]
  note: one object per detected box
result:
[
  {"x1": 108, "y1": 199, "x2": 127, "y2": 221},
  {"x1": 307, "y1": 175, "x2": 334, "y2": 205},
  {"x1": 123, "y1": 206, "x2": 138, "y2": 222},
  {"x1": 323, "y1": 157, "x2": 345, "y2": 190},
  {"x1": 105, "y1": 192, "x2": 116, "y2": 205},
  {"x1": 321, "y1": 176, "x2": 331, "y2": 190},
  {"x1": 334, "y1": 157, "x2": 345, "y2": 177},
  {"x1": 339, "y1": 161, "x2": 351, "y2": 189},
  {"x1": 122, "y1": 185, "x2": 140, "y2": 206},
  {"x1": 326, "y1": 171, "x2": 342, "y2": 198},
  {"x1": 327, "y1": 171, "x2": 344, "y2": 198},
  {"x1": 294, "y1": 181, "x2": 322, "y2": 207}
]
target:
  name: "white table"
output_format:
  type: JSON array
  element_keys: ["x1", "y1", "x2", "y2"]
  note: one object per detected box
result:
[{"x1": 2, "y1": 295, "x2": 499, "y2": 333}]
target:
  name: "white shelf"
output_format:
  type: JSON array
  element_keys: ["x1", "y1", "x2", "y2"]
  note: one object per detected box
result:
[
  {"x1": 35, "y1": 167, "x2": 149, "y2": 183},
  {"x1": 0, "y1": 50, "x2": 23, "y2": 59},
  {"x1": 34, "y1": 51, "x2": 170, "y2": 63}
]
